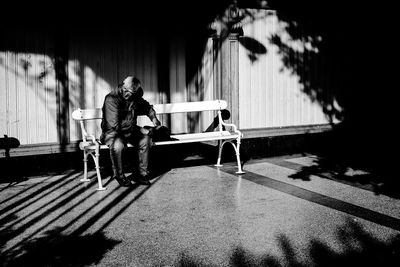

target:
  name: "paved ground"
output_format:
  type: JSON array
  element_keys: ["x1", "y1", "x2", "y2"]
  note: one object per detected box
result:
[{"x1": 1, "y1": 154, "x2": 399, "y2": 266}]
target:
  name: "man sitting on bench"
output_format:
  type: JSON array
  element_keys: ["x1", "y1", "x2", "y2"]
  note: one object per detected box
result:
[{"x1": 100, "y1": 76, "x2": 161, "y2": 186}]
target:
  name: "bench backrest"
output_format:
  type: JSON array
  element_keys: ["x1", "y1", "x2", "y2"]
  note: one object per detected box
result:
[{"x1": 72, "y1": 100, "x2": 228, "y2": 121}]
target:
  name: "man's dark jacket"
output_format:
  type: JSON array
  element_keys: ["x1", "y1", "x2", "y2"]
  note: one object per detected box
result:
[{"x1": 100, "y1": 89, "x2": 158, "y2": 143}]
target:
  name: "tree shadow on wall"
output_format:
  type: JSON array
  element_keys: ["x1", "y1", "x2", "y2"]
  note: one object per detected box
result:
[
  {"x1": 177, "y1": 219, "x2": 400, "y2": 267},
  {"x1": 262, "y1": 1, "x2": 399, "y2": 193},
  {"x1": 239, "y1": 36, "x2": 268, "y2": 63},
  {"x1": 0, "y1": 227, "x2": 120, "y2": 267}
]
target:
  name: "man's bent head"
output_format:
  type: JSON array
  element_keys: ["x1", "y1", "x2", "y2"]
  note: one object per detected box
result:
[{"x1": 121, "y1": 76, "x2": 141, "y2": 100}]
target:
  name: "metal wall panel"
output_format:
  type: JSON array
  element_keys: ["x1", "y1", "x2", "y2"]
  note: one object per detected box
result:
[
  {"x1": 0, "y1": 52, "x2": 6, "y2": 138},
  {"x1": 68, "y1": 29, "x2": 160, "y2": 141},
  {"x1": 187, "y1": 37, "x2": 215, "y2": 133},
  {"x1": 1, "y1": 17, "x2": 224, "y2": 154},
  {"x1": 0, "y1": 31, "x2": 58, "y2": 145},
  {"x1": 1, "y1": 26, "x2": 216, "y2": 147},
  {"x1": 239, "y1": 10, "x2": 332, "y2": 129},
  {"x1": 163, "y1": 36, "x2": 215, "y2": 134},
  {"x1": 168, "y1": 36, "x2": 188, "y2": 134}
]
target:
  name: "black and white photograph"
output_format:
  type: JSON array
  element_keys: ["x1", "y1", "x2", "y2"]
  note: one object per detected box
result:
[{"x1": 1, "y1": 0, "x2": 399, "y2": 266}]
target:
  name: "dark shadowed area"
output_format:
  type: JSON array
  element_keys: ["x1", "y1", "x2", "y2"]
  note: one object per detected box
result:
[{"x1": 258, "y1": 0, "x2": 399, "y2": 195}]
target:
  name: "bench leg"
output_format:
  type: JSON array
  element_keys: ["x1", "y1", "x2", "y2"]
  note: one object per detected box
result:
[
  {"x1": 234, "y1": 139, "x2": 245, "y2": 174},
  {"x1": 215, "y1": 140, "x2": 223, "y2": 167},
  {"x1": 215, "y1": 140, "x2": 244, "y2": 174},
  {"x1": 80, "y1": 150, "x2": 90, "y2": 182},
  {"x1": 94, "y1": 147, "x2": 106, "y2": 191}
]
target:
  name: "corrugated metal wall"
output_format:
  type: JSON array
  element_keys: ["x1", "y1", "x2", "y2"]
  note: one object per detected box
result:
[
  {"x1": 238, "y1": 9, "x2": 331, "y2": 129},
  {"x1": 186, "y1": 37, "x2": 216, "y2": 133},
  {"x1": 1, "y1": 9, "x2": 336, "y2": 148},
  {"x1": 68, "y1": 29, "x2": 161, "y2": 142},
  {"x1": 1, "y1": 27, "x2": 216, "y2": 146},
  {"x1": 0, "y1": 31, "x2": 58, "y2": 145}
]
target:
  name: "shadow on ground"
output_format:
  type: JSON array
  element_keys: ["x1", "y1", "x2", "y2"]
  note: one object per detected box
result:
[
  {"x1": 177, "y1": 219, "x2": 400, "y2": 267},
  {"x1": 0, "y1": 228, "x2": 120, "y2": 267},
  {"x1": 288, "y1": 154, "x2": 400, "y2": 199},
  {"x1": 0, "y1": 170, "x2": 161, "y2": 266},
  {"x1": 279, "y1": 129, "x2": 400, "y2": 199}
]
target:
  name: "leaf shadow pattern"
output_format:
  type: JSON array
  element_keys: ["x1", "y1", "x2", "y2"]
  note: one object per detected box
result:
[
  {"x1": 287, "y1": 156, "x2": 373, "y2": 183},
  {"x1": 176, "y1": 219, "x2": 400, "y2": 267},
  {"x1": 0, "y1": 227, "x2": 120, "y2": 267},
  {"x1": 238, "y1": 36, "x2": 268, "y2": 63},
  {"x1": 287, "y1": 154, "x2": 400, "y2": 199}
]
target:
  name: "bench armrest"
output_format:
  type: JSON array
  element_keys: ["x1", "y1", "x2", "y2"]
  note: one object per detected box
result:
[
  {"x1": 79, "y1": 134, "x2": 101, "y2": 150},
  {"x1": 84, "y1": 134, "x2": 97, "y2": 142},
  {"x1": 218, "y1": 111, "x2": 243, "y2": 138},
  {"x1": 77, "y1": 118, "x2": 98, "y2": 144}
]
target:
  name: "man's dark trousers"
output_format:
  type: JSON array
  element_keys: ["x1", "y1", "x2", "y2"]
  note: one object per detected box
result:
[{"x1": 104, "y1": 130, "x2": 151, "y2": 178}]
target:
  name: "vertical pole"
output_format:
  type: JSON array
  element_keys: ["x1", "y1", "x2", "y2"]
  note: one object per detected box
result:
[{"x1": 218, "y1": 33, "x2": 240, "y2": 127}]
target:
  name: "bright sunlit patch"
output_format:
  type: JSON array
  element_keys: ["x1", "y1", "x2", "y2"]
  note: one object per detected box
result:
[{"x1": 0, "y1": 51, "x2": 58, "y2": 144}]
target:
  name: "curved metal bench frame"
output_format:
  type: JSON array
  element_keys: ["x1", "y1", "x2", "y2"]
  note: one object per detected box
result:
[{"x1": 72, "y1": 100, "x2": 244, "y2": 191}]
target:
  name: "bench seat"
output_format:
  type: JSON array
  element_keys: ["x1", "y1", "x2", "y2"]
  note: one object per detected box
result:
[
  {"x1": 81, "y1": 131, "x2": 239, "y2": 149},
  {"x1": 154, "y1": 131, "x2": 240, "y2": 145}
]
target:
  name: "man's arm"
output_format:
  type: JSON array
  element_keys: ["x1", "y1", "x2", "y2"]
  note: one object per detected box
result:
[
  {"x1": 137, "y1": 98, "x2": 161, "y2": 127},
  {"x1": 148, "y1": 106, "x2": 161, "y2": 127},
  {"x1": 103, "y1": 95, "x2": 120, "y2": 133}
]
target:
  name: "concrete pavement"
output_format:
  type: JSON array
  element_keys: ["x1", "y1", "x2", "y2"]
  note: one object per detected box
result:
[{"x1": 1, "y1": 154, "x2": 399, "y2": 266}]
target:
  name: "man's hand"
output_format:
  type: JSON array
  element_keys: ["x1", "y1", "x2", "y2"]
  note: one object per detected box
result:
[
  {"x1": 140, "y1": 127, "x2": 151, "y2": 135},
  {"x1": 153, "y1": 118, "x2": 161, "y2": 128}
]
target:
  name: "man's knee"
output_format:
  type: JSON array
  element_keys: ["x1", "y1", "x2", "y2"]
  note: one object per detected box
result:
[
  {"x1": 108, "y1": 138, "x2": 125, "y2": 153},
  {"x1": 138, "y1": 135, "x2": 151, "y2": 150}
]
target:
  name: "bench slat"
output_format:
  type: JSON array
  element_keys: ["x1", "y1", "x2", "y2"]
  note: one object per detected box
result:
[
  {"x1": 71, "y1": 109, "x2": 102, "y2": 121},
  {"x1": 169, "y1": 131, "x2": 232, "y2": 140},
  {"x1": 71, "y1": 100, "x2": 228, "y2": 121},
  {"x1": 153, "y1": 100, "x2": 227, "y2": 114},
  {"x1": 154, "y1": 134, "x2": 239, "y2": 146}
]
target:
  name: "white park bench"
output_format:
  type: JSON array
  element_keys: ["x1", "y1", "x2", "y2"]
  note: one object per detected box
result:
[{"x1": 71, "y1": 100, "x2": 244, "y2": 191}]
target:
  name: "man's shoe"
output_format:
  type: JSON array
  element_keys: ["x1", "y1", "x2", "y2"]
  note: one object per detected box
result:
[
  {"x1": 113, "y1": 175, "x2": 131, "y2": 187},
  {"x1": 129, "y1": 174, "x2": 151, "y2": 185}
]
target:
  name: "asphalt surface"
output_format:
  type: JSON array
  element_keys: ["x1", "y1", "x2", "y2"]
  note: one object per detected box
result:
[{"x1": 1, "y1": 154, "x2": 399, "y2": 266}]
